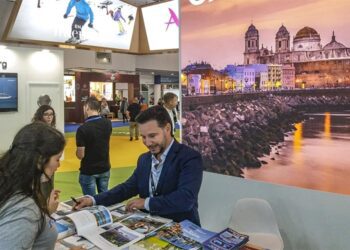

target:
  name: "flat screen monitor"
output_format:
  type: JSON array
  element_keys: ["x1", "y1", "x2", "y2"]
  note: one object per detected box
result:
[
  {"x1": 142, "y1": 0, "x2": 179, "y2": 50},
  {"x1": 8, "y1": 0, "x2": 137, "y2": 50},
  {"x1": 0, "y1": 73, "x2": 18, "y2": 112}
]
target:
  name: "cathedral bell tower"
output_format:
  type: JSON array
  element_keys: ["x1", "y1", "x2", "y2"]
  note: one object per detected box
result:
[
  {"x1": 275, "y1": 25, "x2": 290, "y2": 53},
  {"x1": 244, "y1": 24, "x2": 259, "y2": 65}
]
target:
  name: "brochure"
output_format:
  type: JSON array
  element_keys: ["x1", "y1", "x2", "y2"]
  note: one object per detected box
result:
[
  {"x1": 202, "y1": 228, "x2": 249, "y2": 250},
  {"x1": 108, "y1": 204, "x2": 133, "y2": 222},
  {"x1": 120, "y1": 213, "x2": 172, "y2": 236},
  {"x1": 130, "y1": 235, "x2": 180, "y2": 250}
]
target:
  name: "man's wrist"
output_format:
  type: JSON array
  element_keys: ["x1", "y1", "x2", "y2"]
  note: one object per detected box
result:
[
  {"x1": 85, "y1": 195, "x2": 96, "y2": 205},
  {"x1": 144, "y1": 197, "x2": 150, "y2": 211}
]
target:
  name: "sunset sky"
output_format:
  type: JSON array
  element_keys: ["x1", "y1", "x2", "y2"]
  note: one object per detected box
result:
[{"x1": 181, "y1": 0, "x2": 350, "y2": 69}]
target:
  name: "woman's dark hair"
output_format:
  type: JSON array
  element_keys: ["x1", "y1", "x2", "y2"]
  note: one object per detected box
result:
[
  {"x1": 32, "y1": 105, "x2": 56, "y2": 127},
  {"x1": 0, "y1": 123, "x2": 65, "y2": 224},
  {"x1": 135, "y1": 105, "x2": 173, "y2": 136}
]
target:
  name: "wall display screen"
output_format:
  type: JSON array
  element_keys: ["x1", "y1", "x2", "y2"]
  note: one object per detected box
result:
[
  {"x1": 9, "y1": 0, "x2": 137, "y2": 50},
  {"x1": 142, "y1": 0, "x2": 179, "y2": 50},
  {"x1": 64, "y1": 75, "x2": 76, "y2": 102},
  {"x1": 90, "y1": 81, "x2": 113, "y2": 100},
  {"x1": 0, "y1": 73, "x2": 18, "y2": 112},
  {"x1": 181, "y1": 0, "x2": 350, "y2": 195}
]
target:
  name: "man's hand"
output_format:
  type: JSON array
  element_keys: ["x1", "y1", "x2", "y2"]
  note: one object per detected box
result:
[
  {"x1": 73, "y1": 196, "x2": 93, "y2": 210},
  {"x1": 63, "y1": 14, "x2": 68, "y2": 18},
  {"x1": 125, "y1": 198, "x2": 145, "y2": 212},
  {"x1": 48, "y1": 189, "x2": 61, "y2": 214},
  {"x1": 88, "y1": 23, "x2": 93, "y2": 28}
]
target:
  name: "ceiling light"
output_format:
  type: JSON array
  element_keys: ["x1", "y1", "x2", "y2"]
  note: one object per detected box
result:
[{"x1": 59, "y1": 44, "x2": 76, "y2": 49}]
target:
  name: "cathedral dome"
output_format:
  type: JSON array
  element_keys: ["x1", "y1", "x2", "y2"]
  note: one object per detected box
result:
[
  {"x1": 245, "y1": 24, "x2": 259, "y2": 37},
  {"x1": 324, "y1": 32, "x2": 346, "y2": 50},
  {"x1": 295, "y1": 26, "x2": 320, "y2": 40},
  {"x1": 293, "y1": 26, "x2": 321, "y2": 51},
  {"x1": 276, "y1": 25, "x2": 289, "y2": 38}
]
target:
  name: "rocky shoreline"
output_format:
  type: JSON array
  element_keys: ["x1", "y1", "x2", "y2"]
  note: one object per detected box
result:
[{"x1": 182, "y1": 95, "x2": 350, "y2": 177}]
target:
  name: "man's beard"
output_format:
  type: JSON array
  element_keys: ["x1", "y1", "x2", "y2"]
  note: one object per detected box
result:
[{"x1": 150, "y1": 131, "x2": 167, "y2": 158}]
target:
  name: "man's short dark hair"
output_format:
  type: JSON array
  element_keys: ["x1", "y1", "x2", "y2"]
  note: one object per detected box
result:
[
  {"x1": 85, "y1": 96, "x2": 100, "y2": 111},
  {"x1": 163, "y1": 92, "x2": 178, "y2": 104},
  {"x1": 136, "y1": 105, "x2": 173, "y2": 136}
]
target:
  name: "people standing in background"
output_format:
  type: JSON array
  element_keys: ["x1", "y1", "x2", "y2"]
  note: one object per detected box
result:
[
  {"x1": 0, "y1": 123, "x2": 69, "y2": 249},
  {"x1": 76, "y1": 96, "x2": 112, "y2": 196},
  {"x1": 127, "y1": 97, "x2": 141, "y2": 141},
  {"x1": 32, "y1": 105, "x2": 56, "y2": 128},
  {"x1": 157, "y1": 97, "x2": 164, "y2": 106},
  {"x1": 149, "y1": 96, "x2": 155, "y2": 106},
  {"x1": 100, "y1": 97, "x2": 110, "y2": 118},
  {"x1": 120, "y1": 97, "x2": 129, "y2": 123},
  {"x1": 139, "y1": 95, "x2": 145, "y2": 104},
  {"x1": 63, "y1": 0, "x2": 94, "y2": 44},
  {"x1": 163, "y1": 92, "x2": 178, "y2": 135}
]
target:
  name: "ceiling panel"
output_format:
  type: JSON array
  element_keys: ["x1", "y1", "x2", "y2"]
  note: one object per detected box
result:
[{"x1": 123, "y1": 0, "x2": 161, "y2": 7}]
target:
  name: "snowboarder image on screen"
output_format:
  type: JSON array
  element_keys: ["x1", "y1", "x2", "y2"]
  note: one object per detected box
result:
[
  {"x1": 98, "y1": 0, "x2": 113, "y2": 15},
  {"x1": 109, "y1": 6, "x2": 126, "y2": 36},
  {"x1": 127, "y1": 14, "x2": 134, "y2": 25},
  {"x1": 63, "y1": 0, "x2": 94, "y2": 44},
  {"x1": 37, "y1": 0, "x2": 60, "y2": 8}
]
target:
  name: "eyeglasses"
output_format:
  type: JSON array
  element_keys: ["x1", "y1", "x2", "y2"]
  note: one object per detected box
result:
[{"x1": 43, "y1": 113, "x2": 54, "y2": 117}]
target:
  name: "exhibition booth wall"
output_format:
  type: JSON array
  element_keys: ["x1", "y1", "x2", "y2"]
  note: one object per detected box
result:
[
  {"x1": 199, "y1": 172, "x2": 350, "y2": 250},
  {"x1": 63, "y1": 49, "x2": 179, "y2": 73},
  {"x1": 0, "y1": 45, "x2": 64, "y2": 152},
  {"x1": 64, "y1": 71, "x2": 139, "y2": 123}
]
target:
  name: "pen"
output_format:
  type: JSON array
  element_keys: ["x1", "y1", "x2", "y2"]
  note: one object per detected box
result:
[{"x1": 71, "y1": 196, "x2": 80, "y2": 204}]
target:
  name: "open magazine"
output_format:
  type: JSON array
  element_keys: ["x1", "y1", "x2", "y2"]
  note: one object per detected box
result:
[
  {"x1": 53, "y1": 204, "x2": 143, "y2": 250},
  {"x1": 108, "y1": 204, "x2": 133, "y2": 222},
  {"x1": 120, "y1": 212, "x2": 172, "y2": 237},
  {"x1": 81, "y1": 222, "x2": 145, "y2": 250},
  {"x1": 61, "y1": 235, "x2": 96, "y2": 250}
]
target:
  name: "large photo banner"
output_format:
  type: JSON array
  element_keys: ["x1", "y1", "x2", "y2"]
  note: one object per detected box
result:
[
  {"x1": 181, "y1": 0, "x2": 350, "y2": 195},
  {"x1": 142, "y1": 0, "x2": 179, "y2": 50},
  {"x1": 9, "y1": 0, "x2": 137, "y2": 49}
]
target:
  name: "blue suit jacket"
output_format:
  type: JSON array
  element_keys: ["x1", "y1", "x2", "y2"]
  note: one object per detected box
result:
[{"x1": 94, "y1": 141, "x2": 203, "y2": 225}]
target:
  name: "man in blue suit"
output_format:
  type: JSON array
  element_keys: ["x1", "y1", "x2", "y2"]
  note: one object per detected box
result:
[{"x1": 75, "y1": 105, "x2": 203, "y2": 225}]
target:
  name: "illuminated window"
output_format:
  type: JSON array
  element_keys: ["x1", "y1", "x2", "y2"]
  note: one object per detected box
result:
[
  {"x1": 64, "y1": 75, "x2": 75, "y2": 102},
  {"x1": 90, "y1": 82, "x2": 113, "y2": 101}
]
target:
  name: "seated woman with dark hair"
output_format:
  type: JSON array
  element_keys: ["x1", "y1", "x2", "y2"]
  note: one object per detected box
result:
[
  {"x1": 32, "y1": 104, "x2": 56, "y2": 128},
  {"x1": 32, "y1": 105, "x2": 58, "y2": 199},
  {"x1": 0, "y1": 123, "x2": 83, "y2": 249}
]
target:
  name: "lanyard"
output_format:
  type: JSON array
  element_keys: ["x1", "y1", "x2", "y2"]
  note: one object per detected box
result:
[
  {"x1": 150, "y1": 163, "x2": 160, "y2": 197},
  {"x1": 85, "y1": 116, "x2": 102, "y2": 123}
]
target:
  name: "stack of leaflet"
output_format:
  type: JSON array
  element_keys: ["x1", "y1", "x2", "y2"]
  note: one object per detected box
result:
[
  {"x1": 54, "y1": 201, "x2": 249, "y2": 250},
  {"x1": 131, "y1": 220, "x2": 250, "y2": 250}
]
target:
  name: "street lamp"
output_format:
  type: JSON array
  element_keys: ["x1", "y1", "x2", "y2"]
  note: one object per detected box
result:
[
  {"x1": 220, "y1": 79, "x2": 223, "y2": 94},
  {"x1": 244, "y1": 77, "x2": 248, "y2": 92}
]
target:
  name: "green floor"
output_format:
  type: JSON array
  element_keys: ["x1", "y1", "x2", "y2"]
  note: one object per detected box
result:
[
  {"x1": 55, "y1": 167, "x2": 134, "y2": 201},
  {"x1": 58, "y1": 126, "x2": 180, "y2": 201}
]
